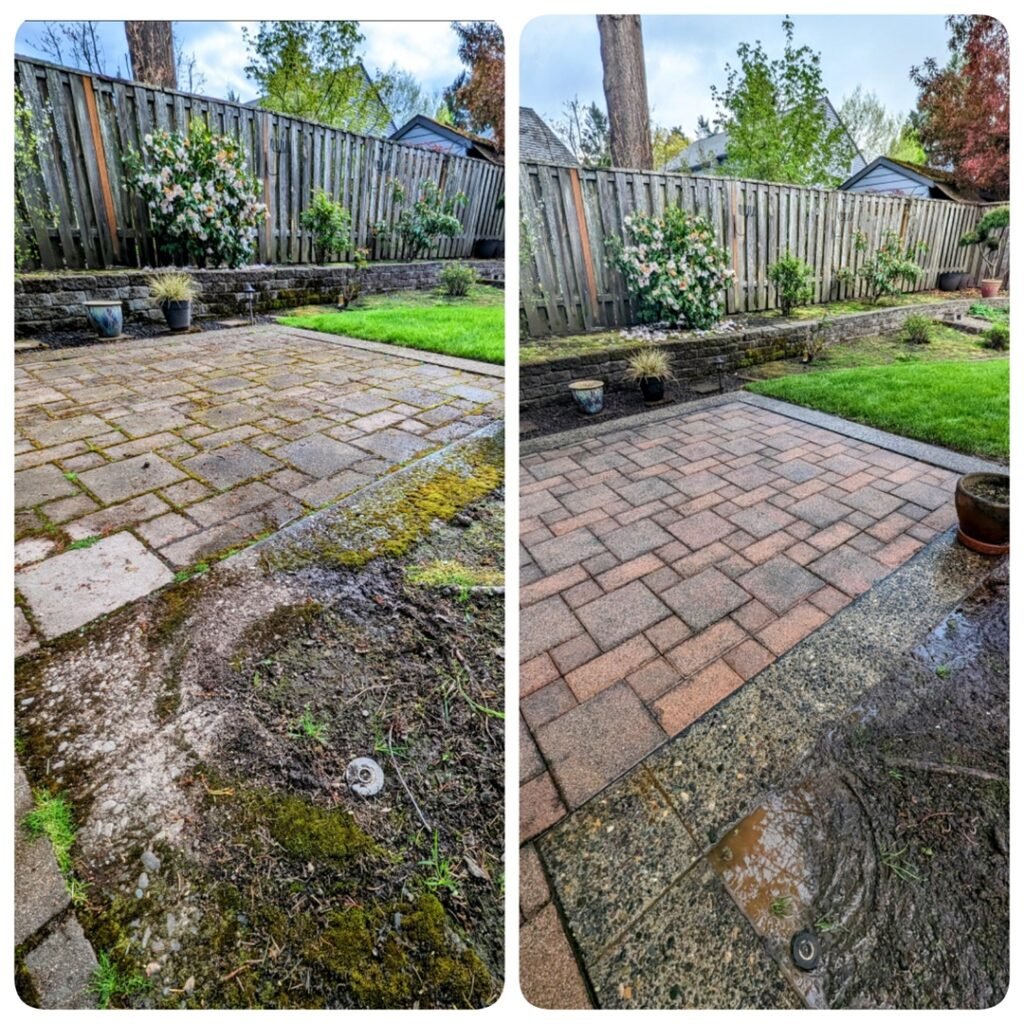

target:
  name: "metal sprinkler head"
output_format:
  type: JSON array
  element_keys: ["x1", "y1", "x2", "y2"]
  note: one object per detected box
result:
[{"x1": 790, "y1": 930, "x2": 821, "y2": 971}]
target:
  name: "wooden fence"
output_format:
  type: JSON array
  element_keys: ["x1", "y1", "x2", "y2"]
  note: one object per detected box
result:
[
  {"x1": 14, "y1": 56, "x2": 505, "y2": 271},
  {"x1": 520, "y1": 161, "x2": 1008, "y2": 337}
]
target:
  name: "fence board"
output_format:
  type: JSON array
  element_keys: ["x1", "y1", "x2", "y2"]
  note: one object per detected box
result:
[
  {"x1": 15, "y1": 55, "x2": 504, "y2": 270},
  {"x1": 520, "y1": 159, "x2": 1008, "y2": 336}
]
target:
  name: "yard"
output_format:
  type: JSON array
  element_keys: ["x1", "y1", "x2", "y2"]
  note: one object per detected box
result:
[{"x1": 280, "y1": 285, "x2": 504, "y2": 365}]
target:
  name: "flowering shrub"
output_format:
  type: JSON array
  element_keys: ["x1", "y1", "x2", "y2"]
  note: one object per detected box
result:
[
  {"x1": 852, "y1": 230, "x2": 927, "y2": 303},
  {"x1": 300, "y1": 189, "x2": 352, "y2": 264},
  {"x1": 606, "y1": 206, "x2": 735, "y2": 329},
  {"x1": 125, "y1": 121, "x2": 266, "y2": 268}
]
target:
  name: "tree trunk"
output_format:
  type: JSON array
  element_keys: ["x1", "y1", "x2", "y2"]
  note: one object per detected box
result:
[
  {"x1": 124, "y1": 22, "x2": 177, "y2": 89},
  {"x1": 597, "y1": 15, "x2": 653, "y2": 169}
]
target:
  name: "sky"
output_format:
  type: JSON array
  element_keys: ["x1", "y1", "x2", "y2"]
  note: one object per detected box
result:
[
  {"x1": 14, "y1": 20, "x2": 466, "y2": 104},
  {"x1": 520, "y1": 15, "x2": 953, "y2": 137}
]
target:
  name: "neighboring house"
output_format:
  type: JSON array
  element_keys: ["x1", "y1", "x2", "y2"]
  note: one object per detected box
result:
[
  {"x1": 519, "y1": 107, "x2": 578, "y2": 165},
  {"x1": 663, "y1": 96, "x2": 865, "y2": 182},
  {"x1": 839, "y1": 156, "x2": 989, "y2": 202},
  {"x1": 389, "y1": 115, "x2": 502, "y2": 164}
]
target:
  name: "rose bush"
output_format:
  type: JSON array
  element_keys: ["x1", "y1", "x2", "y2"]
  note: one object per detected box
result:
[
  {"x1": 606, "y1": 206, "x2": 735, "y2": 328},
  {"x1": 125, "y1": 121, "x2": 267, "y2": 268}
]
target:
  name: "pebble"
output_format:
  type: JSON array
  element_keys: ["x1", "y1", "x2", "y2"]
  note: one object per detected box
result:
[
  {"x1": 142, "y1": 850, "x2": 161, "y2": 872},
  {"x1": 135, "y1": 889, "x2": 144, "y2": 899},
  {"x1": 138, "y1": 872, "x2": 150, "y2": 890}
]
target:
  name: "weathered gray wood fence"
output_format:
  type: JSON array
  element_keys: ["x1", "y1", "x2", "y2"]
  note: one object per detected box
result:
[
  {"x1": 520, "y1": 161, "x2": 1008, "y2": 337},
  {"x1": 15, "y1": 56, "x2": 505, "y2": 270}
]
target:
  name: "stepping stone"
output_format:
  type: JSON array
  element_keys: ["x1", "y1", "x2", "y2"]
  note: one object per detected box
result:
[
  {"x1": 16, "y1": 533, "x2": 173, "y2": 638},
  {"x1": 24, "y1": 917, "x2": 98, "y2": 1008}
]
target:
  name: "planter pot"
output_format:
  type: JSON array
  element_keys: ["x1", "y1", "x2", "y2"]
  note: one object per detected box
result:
[
  {"x1": 955, "y1": 472, "x2": 1009, "y2": 554},
  {"x1": 84, "y1": 300, "x2": 123, "y2": 338},
  {"x1": 473, "y1": 238, "x2": 504, "y2": 259},
  {"x1": 639, "y1": 376, "x2": 665, "y2": 402},
  {"x1": 937, "y1": 271, "x2": 966, "y2": 291},
  {"x1": 569, "y1": 379, "x2": 605, "y2": 415},
  {"x1": 161, "y1": 299, "x2": 192, "y2": 331},
  {"x1": 980, "y1": 278, "x2": 1002, "y2": 298}
]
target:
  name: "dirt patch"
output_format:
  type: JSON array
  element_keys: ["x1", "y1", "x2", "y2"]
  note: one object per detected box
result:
[
  {"x1": 26, "y1": 315, "x2": 278, "y2": 350},
  {"x1": 521, "y1": 375, "x2": 746, "y2": 440},
  {"x1": 710, "y1": 561, "x2": 1008, "y2": 1008},
  {"x1": 15, "y1": 492, "x2": 505, "y2": 1008}
]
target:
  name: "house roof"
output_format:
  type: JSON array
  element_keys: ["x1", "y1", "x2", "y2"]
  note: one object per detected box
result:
[
  {"x1": 663, "y1": 97, "x2": 863, "y2": 175},
  {"x1": 389, "y1": 114, "x2": 502, "y2": 163},
  {"x1": 839, "y1": 155, "x2": 984, "y2": 201},
  {"x1": 519, "y1": 107, "x2": 577, "y2": 165}
]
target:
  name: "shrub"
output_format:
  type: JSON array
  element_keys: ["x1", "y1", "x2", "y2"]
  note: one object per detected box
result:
[
  {"x1": 606, "y1": 206, "x2": 735, "y2": 329},
  {"x1": 147, "y1": 271, "x2": 198, "y2": 303},
  {"x1": 439, "y1": 261, "x2": 477, "y2": 297},
  {"x1": 902, "y1": 314, "x2": 934, "y2": 345},
  {"x1": 983, "y1": 322, "x2": 1009, "y2": 350},
  {"x1": 626, "y1": 345, "x2": 675, "y2": 382},
  {"x1": 300, "y1": 189, "x2": 352, "y2": 264},
  {"x1": 124, "y1": 120, "x2": 267, "y2": 268},
  {"x1": 377, "y1": 179, "x2": 466, "y2": 259},
  {"x1": 960, "y1": 206, "x2": 1009, "y2": 279},
  {"x1": 768, "y1": 252, "x2": 814, "y2": 315},
  {"x1": 851, "y1": 230, "x2": 927, "y2": 302}
]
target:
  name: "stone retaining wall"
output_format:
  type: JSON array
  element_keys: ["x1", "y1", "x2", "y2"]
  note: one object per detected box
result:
[
  {"x1": 15, "y1": 260, "x2": 503, "y2": 337},
  {"x1": 520, "y1": 296, "x2": 1009, "y2": 408}
]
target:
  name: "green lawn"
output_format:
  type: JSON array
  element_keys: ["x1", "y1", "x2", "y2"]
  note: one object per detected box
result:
[
  {"x1": 279, "y1": 286, "x2": 504, "y2": 364},
  {"x1": 747, "y1": 359, "x2": 1009, "y2": 460}
]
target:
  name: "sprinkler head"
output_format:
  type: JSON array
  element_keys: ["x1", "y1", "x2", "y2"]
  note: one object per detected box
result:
[{"x1": 790, "y1": 930, "x2": 821, "y2": 971}]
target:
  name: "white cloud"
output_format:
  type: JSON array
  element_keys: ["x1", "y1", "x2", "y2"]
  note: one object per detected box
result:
[{"x1": 359, "y1": 22, "x2": 463, "y2": 92}]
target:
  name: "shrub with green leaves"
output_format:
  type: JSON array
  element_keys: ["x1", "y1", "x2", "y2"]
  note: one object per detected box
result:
[
  {"x1": 300, "y1": 189, "x2": 352, "y2": 264},
  {"x1": 983, "y1": 321, "x2": 1009, "y2": 350},
  {"x1": 606, "y1": 206, "x2": 735, "y2": 328},
  {"x1": 768, "y1": 252, "x2": 814, "y2": 315},
  {"x1": 377, "y1": 179, "x2": 466, "y2": 259},
  {"x1": 960, "y1": 206, "x2": 1009, "y2": 279},
  {"x1": 902, "y1": 314, "x2": 934, "y2": 345},
  {"x1": 124, "y1": 120, "x2": 266, "y2": 268},
  {"x1": 851, "y1": 230, "x2": 926, "y2": 303},
  {"x1": 439, "y1": 261, "x2": 477, "y2": 297}
]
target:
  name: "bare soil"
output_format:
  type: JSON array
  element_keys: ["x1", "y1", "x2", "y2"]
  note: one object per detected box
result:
[{"x1": 15, "y1": 493, "x2": 505, "y2": 1008}]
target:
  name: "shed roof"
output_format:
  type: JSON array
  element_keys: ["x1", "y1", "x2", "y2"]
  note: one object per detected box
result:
[
  {"x1": 389, "y1": 114, "x2": 502, "y2": 163},
  {"x1": 839, "y1": 156, "x2": 984, "y2": 202}
]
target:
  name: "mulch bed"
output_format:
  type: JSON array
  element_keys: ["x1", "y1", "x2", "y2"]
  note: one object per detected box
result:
[{"x1": 27, "y1": 315, "x2": 278, "y2": 350}]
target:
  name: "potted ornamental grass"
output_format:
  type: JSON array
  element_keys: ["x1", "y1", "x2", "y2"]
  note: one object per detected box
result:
[
  {"x1": 955, "y1": 473, "x2": 1009, "y2": 555},
  {"x1": 148, "y1": 272, "x2": 200, "y2": 331},
  {"x1": 626, "y1": 345, "x2": 675, "y2": 402}
]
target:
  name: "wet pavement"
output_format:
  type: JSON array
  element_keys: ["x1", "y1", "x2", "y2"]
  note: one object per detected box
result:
[{"x1": 524, "y1": 532, "x2": 1007, "y2": 1008}]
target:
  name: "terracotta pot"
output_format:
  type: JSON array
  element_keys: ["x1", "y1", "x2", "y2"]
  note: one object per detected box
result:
[
  {"x1": 980, "y1": 278, "x2": 1002, "y2": 298},
  {"x1": 568, "y1": 379, "x2": 604, "y2": 415},
  {"x1": 955, "y1": 472, "x2": 1009, "y2": 554},
  {"x1": 639, "y1": 376, "x2": 665, "y2": 402}
]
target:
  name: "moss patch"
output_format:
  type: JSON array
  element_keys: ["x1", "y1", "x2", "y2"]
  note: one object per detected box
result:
[{"x1": 251, "y1": 790, "x2": 378, "y2": 864}]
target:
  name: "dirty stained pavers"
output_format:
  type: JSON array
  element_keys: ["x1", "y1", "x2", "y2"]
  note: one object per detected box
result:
[
  {"x1": 520, "y1": 394, "x2": 996, "y2": 838},
  {"x1": 15, "y1": 325, "x2": 503, "y2": 648},
  {"x1": 522, "y1": 538, "x2": 1006, "y2": 1009}
]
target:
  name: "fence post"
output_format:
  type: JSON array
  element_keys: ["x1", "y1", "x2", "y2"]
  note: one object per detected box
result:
[
  {"x1": 568, "y1": 167, "x2": 599, "y2": 325},
  {"x1": 81, "y1": 76, "x2": 120, "y2": 263}
]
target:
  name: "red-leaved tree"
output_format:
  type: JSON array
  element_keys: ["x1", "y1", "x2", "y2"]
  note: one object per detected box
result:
[
  {"x1": 450, "y1": 22, "x2": 504, "y2": 150},
  {"x1": 910, "y1": 16, "x2": 1009, "y2": 198}
]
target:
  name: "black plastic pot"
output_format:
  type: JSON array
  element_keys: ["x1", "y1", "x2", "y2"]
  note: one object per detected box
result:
[
  {"x1": 937, "y1": 271, "x2": 966, "y2": 291},
  {"x1": 640, "y1": 377, "x2": 665, "y2": 402},
  {"x1": 955, "y1": 472, "x2": 1009, "y2": 554},
  {"x1": 473, "y1": 238, "x2": 504, "y2": 259},
  {"x1": 162, "y1": 300, "x2": 192, "y2": 331}
]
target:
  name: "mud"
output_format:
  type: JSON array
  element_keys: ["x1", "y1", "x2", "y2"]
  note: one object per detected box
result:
[
  {"x1": 710, "y1": 560, "x2": 1008, "y2": 1008},
  {"x1": 15, "y1": 492, "x2": 505, "y2": 1008}
]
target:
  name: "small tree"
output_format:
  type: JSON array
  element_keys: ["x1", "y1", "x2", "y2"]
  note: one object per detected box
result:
[
  {"x1": 300, "y1": 190, "x2": 352, "y2": 264},
  {"x1": 960, "y1": 207, "x2": 1008, "y2": 282},
  {"x1": 377, "y1": 180, "x2": 466, "y2": 259},
  {"x1": 767, "y1": 252, "x2": 814, "y2": 315},
  {"x1": 852, "y1": 230, "x2": 927, "y2": 303}
]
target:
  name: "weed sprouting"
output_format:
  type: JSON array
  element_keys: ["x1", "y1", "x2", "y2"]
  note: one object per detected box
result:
[
  {"x1": 291, "y1": 707, "x2": 328, "y2": 744},
  {"x1": 419, "y1": 831, "x2": 460, "y2": 895},
  {"x1": 23, "y1": 790, "x2": 76, "y2": 876},
  {"x1": 439, "y1": 663, "x2": 504, "y2": 721},
  {"x1": 881, "y1": 845, "x2": 922, "y2": 882},
  {"x1": 769, "y1": 895, "x2": 793, "y2": 918},
  {"x1": 90, "y1": 951, "x2": 149, "y2": 1008}
]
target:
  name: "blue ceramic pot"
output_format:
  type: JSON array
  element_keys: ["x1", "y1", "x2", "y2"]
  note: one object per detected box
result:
[
  {"x1": 84, "y1": 300, "x2": 123, "y2": 338},
  {"x1": 569, "y1": 379, "x2": 605, "y2": 415}
]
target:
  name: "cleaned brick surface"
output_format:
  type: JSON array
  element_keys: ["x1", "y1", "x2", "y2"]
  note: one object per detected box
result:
[{"x1": 520, "y1": 400, "x2": 958, "y2": 829}]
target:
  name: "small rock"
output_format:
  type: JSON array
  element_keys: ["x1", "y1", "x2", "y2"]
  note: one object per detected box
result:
[
  {"x1": 183, "y1": 976, "x2": 195, "y2": 995},
  {"x1": 150, "y1": 939, "x2": 165, "y2": 955},
  {"x1": 135, "y1": 889, "x2": 144, "y2": 899},
  {"x1": 142, "y1": 850, "x2": 161, "y2": 872},
  {"x1": 138, "y1": 872, "x2": 150, "y2": 890}
]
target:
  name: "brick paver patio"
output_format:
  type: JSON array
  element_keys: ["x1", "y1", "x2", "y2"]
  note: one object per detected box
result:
[
  {"x1": 520, "y1": 399, "x2": 960, "y2": 840},
  {"x1": 15, "y1": 326, "x2": 503, "y2": 645}
]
